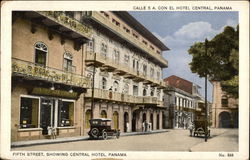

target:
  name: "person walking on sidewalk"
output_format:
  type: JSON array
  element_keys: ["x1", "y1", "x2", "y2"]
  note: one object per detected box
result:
[{"x1": 188, "y1": 122, "x2": 194, "y2": 136}]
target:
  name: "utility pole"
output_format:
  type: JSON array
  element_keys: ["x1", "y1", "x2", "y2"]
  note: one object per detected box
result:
[
  {"x1": 205, "y1": 38, "x2": 208, "y2": 142},
  {"x1": 91, "y1": 53, "x2": 96, "y2": 119}
]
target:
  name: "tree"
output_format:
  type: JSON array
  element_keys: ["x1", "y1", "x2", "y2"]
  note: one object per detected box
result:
[{"x1": 188, "y1": 25, "x2": 239, "y2": 97}]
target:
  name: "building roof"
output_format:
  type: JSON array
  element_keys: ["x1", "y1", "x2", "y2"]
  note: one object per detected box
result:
[
  {"x1": 164, "y1": 75, "x2": 194, "y2": 94},
  {"x1": 113, "y1": 11, "x2": 170, "y2": 51}
]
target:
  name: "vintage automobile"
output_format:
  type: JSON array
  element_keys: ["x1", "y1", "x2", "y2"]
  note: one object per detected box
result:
[
  {"x1": 193, "y1": 119, "x2": 210, "y2": 137},
  {"x1": 88, "y1": 118, "x2": 120, "y2": 140}
]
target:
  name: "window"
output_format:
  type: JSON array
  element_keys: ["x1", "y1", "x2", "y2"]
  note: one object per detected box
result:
[
  {"x1": 20, "y1": 97, "x2": 39, "y2": 128},
  {"x1": 124, "y1": 54, "x2": 130, "y2": 64},
  {"x1": 58, "y1": 101, "x2": 74, "y2": 127},
  {"x1": 133, "y1": 85, "x2": 138, "y2": 96},
  {"x1": 113, "y1": 49, "x2": 120, "y2": 63},
  {"x1": 221, "y1": 96, "x2": 228, "y2": 107},
  {"x1": 101, "y1": 110, "x2": 107, "y2": 118},
  {"x1": 87, "y1": 39, "x2": 95, "y2": 52},
  {"x1": 157, "y1": 89, "x2": 161, "y2": 99},
  {"x1": 175, "y1": 97, "x2": 177, "y2": 104},
  {"x1": 112, "y1": 18, "x2": 120, "y2": 27},
  {"x1": 101, "y1": 43, "x2": 107, "y2": 57},
  {"x1": 143, "y1": 65, "x2": 147, "y2": 76},
  {"x1": 133, "y1": 59, "x2": 136, "y2": 70},
  {"x1": 100, "y1": 11, "x2": 109, "y2": 19},
  {"x1": 150, "y1": 88, "x2": 154, "y2": 96},
  {"x1": 150, "y1": 45, "x2": 155, "y2": 50},
  {"x1": 35, "y1": 42, "x2": 48, "y2": 67},
  {"x1": 143, "y1": 89, "x2": 147, "y2": 96},
  {"x1": 101, "y1": 77, "x2": 107, "y2": 89},
  {"x1": 157, "y1": 71, "x2": 160, "y2": 80},
  {"x1": 113, "y1": 81, "x2": 119, "y2": 92},
  {"x1": 150, "y1": 67, "x2": 154, "y2": 77},
  {"x1": 63, "y1": 52, "x2": 74, "y2": 72},
  {"x1": 142, "y1": 40, "x2": 148, "y2": 45},
  {"x1": 123, "y1": 83, "x2": 129, "y2": 94}
]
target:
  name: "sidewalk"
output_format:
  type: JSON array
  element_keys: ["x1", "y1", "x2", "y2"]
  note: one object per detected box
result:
[
  {"x1": 11, "y1": 129, "x2": 168, "y2": 148},
  {"x1": 189, "y1": 129, "x2": 238, "y2": 152}
]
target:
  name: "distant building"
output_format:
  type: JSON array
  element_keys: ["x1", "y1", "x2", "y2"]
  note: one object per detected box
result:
[
  {"x1": 211, "y1": 81, "x2": 238, "y2": 128},
  {"x1": 164, "y1": 75, "x2": 204, "y2": 129}
]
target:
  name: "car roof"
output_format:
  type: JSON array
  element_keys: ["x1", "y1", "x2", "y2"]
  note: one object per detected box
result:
[{"x1": 90, "y1": 118, "x2": 112, "y2": 122}]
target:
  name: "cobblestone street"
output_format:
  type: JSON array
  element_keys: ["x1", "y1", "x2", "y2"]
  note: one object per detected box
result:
[{"x1": 12, "y1": 128, "x2": 238, "y2": 152}]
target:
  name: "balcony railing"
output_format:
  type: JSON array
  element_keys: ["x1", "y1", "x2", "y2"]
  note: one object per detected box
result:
[
  {"x1": 86, "y1": 52, "x2": 164, "y2": 86},
  {"x1": 12, "y1": 58, "x2": 90, "y2": 88},
  {"x1": 37, "y1": 11, "x2": 92, "y2": 39},
  {"x1": 86, "y1": 12, "x2": 168, "y2": 67},
  {"x1": 85, "y1": 88, "x2": 165, "y2": 106}
]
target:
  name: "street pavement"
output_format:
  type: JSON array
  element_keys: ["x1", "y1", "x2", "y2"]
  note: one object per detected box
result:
[{"x1": 12, "y1": 128, "x2": 238, "y2": 152}]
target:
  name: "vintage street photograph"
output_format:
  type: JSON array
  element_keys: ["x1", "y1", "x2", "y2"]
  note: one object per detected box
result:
[{"x1": 1, "y1": 1, "x2": 249, "y2": 160}]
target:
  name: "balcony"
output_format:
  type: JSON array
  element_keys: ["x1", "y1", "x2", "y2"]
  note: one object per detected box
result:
[
  {"x1": 12, "y1": 58, "x2": 90, "y2": 88},
  {"x1": 85, "y1": 88, "x2": 144, "y2": 104},
  {"x1": 85, "y1": 12, "x2": 168, "y2": 67},
  {"x1": 37, "y1": 11, "x2": 92, "y2": 40}
]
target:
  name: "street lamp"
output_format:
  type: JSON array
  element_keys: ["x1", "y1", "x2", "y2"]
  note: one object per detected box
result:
[{"x1": 204, "y1": 38, "x2": 208, "y2": 142}]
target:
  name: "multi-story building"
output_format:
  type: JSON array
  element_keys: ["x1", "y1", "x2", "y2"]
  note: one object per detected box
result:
[
  {"x1": 80, "y1": 11, "x2": 169, "y2": 133},
  {"x1": 11, "y1": 11, "x2": 169, "y2": 143},
  {"x1": 11, "y1": 11, "x2": 91, "y2": 142},
  {"x1": 211, "y1": 81, "x2": 238, "y2": 128},
  {"x1": 164, "y1": 75, "x2": 203, "y2": 129}
]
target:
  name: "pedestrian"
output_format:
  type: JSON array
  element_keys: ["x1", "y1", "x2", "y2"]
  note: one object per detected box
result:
[
  {"x1": 188, "y1": 122, "x2": 194, "y2": 136},
  {"x1": 142, "y1": 121, "x2": 145, "y2": 132}
]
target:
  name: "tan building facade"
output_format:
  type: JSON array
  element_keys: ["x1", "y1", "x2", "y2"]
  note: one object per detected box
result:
[
  {"x1": 80, "y1": 11, "x2": 169, "y2": 133},
  {"x1": 11, "y1": 11, "x2": 91, "y2": 142},
  {"x1": 211, "y1": 81, "x2": 238, "y2": 128}
]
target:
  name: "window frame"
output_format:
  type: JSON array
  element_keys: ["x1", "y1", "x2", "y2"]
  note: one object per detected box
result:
[
  {"x1": 19, "y1": 95, "x2": 41, "y2": 130},
  {"x1": 34, "y1": 42, "x2": 48, "y2": 67},
  {"x1": 57, "y1": 99, "x2": 76, "y2": 128}
]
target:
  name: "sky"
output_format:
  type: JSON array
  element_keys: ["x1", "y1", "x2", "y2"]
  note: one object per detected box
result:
[{"x1": 129, "y1": 11, "x2": 238, "y2": 101}]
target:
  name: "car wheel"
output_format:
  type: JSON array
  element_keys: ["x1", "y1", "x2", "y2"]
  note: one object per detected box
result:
[
  {"x1": 91, "y1": 128, "x2": 99, "y2": 138},
  {"x1": 102, "y1": 131, "x2": 108, "y2": 140}
]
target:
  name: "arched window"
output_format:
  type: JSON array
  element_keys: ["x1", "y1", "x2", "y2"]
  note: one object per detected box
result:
[
  {"x1": 150, "y1": 88, "x2": 154, "y2": 96},
  {"x1": 35, "y1": 42, "x2": 48, "y2": 67},
  {"x1": 113, "y1": 81, "x2": 119, "y2": 92},
  {"x1": 63, "y1": 52, "x2": 74, "y2": 72},
  {"x1": 101, "y1": 77, "x2": 107, "y2": 89},
  {"x1": 101, "y1": 42, "x2": 107, "y2": 57},
  {"x1": 100, "y1": 110, "x2": 107, "y2": 118}
]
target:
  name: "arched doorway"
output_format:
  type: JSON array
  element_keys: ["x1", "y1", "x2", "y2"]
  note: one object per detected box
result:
[
  {"x1": 150, "y1": 113, "x2": 154, "y2": 130},
  {"x1": 85, "y1": 109, "x2": 92, "y2": 129},
  {"x1": 113, "y1": 111, "x2": 119, "y2": 129},
  {"x1": 100, "y1": 110, "x2": 107, "y2": 118},
  {"x1": 157, "y1": 114, "x2": 160, "y2": 129},
  {"x1": 219, "y1": 111, "x2": 231, "y2": 128},
  {"x1": 124, "y1": 112, "x2": 129, "y2": 132},
  {"x1": 132, "y1": 111, "x2": 137, "y2": 132}
]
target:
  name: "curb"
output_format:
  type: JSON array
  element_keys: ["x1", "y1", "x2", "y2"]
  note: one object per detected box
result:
[{"x1": 11, "y1": 130, "x2": 168, "y2": 148}]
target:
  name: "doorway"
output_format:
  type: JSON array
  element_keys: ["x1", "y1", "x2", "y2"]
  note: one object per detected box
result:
[{"x1": 40, "y1": 98, "x2": 54, "y2": 135}]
